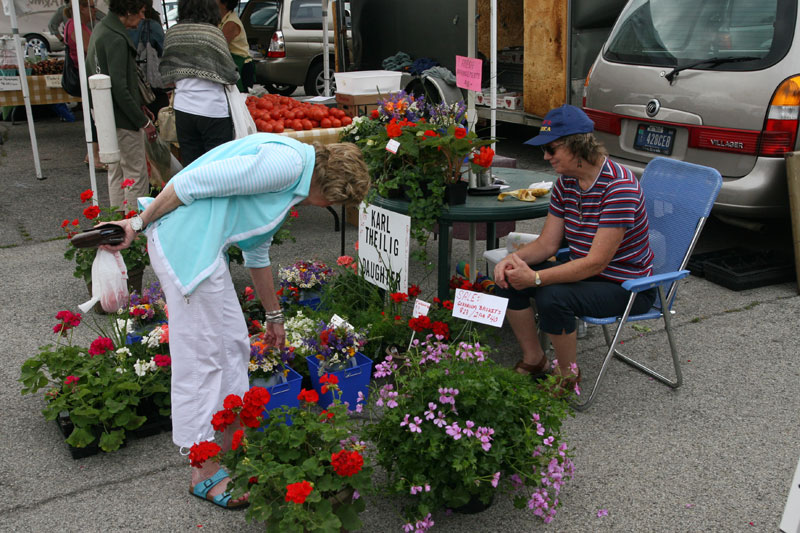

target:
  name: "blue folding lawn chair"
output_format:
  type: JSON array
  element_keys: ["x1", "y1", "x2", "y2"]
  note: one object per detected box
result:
[{"x1": 573, "y1": 157, "x2": 722, "y2": 410}]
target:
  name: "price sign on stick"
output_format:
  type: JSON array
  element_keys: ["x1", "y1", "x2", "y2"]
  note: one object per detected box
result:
[
  {"x1": 452, "y1": 289, "x2": 508, "y2": 327},
  {"x1": 455, "y1": 55, "x2": 482, "y2": 92},
  {"x1": 412, "y1": 299, "x2": 431, "y2": 318}
]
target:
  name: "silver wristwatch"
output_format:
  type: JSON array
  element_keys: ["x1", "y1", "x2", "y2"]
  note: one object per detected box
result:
[{"x1": 130, "y1": 214, "x2": 144, "y2": 233}]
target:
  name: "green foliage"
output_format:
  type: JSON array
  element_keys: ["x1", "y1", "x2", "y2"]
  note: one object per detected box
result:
[
  {"x1": 219, "y1": 399, "x2": 372, "y2": 532},
  {"x1": 363, "y1": 337, "x2": 574, "y2": 524}
]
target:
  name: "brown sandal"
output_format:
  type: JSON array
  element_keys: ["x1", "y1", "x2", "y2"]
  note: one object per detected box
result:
[{"x1": 514, "y1": 357, "x2": 549, "y2": 379}]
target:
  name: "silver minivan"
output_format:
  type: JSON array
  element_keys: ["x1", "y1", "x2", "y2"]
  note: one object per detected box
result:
[{"x1": 583, "y1": 0, "x2": 798, "y2": 219}]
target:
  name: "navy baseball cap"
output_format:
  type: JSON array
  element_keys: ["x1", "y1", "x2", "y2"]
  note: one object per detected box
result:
[{"x1": 523, "y1": 105, "x2": 595, "y2": 146}]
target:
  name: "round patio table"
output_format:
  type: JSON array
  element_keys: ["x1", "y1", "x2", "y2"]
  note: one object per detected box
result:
[{"x1": 372, "y1": 167, "x2": 555, "y2": 300}]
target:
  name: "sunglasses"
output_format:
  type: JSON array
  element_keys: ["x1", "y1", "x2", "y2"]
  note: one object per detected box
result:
[{"x1": 540, "y1": 142, "x2": 564, "y2": 156}]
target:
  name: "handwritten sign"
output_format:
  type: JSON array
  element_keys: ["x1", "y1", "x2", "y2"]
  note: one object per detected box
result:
[
  {"x1": 358, "y1": 203, "x2": 410, "y2": 292},
  {"x1": 329, "y1": 314, "x2": 354, "y2": 331},
  {"x1": 412, "y1": 299, "x2": 431, "y2": 318},
  {"x1": 0, "y1": 76, "x2": 22, "y2": 92},
  {"x1": 452, "y1": 289, "x2": 508, "y2": 327},
  {"x1": 44, "y1": 74, "x2": 62, "y2": 88},
  {"x1": 455, "y1": 55, "x2": 482, "y2": 92}
]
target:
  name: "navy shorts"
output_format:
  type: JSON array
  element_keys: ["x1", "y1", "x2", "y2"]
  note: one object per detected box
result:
[{"x1": 494, "y1": 261, "x2": 656, "y2": 335}]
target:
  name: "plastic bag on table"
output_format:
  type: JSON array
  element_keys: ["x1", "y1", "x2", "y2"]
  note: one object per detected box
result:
[{"x1": 79, "y1": 249, "x2": 129, "y2": 313}]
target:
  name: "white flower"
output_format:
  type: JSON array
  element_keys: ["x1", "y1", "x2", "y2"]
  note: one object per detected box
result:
[
  {"x1": 141, "y1": 328, "x2": 162, "y2": 349},
  {"x1": 116, "y1": 319, "x2": 134, "y2": 334},
  {"x1": 116, "y1": 347, "x2": 131, "y2": 358},
  {"x1": 115, "y1": 367, "x2": 125, "y2": 374},
  {"x1": 133, "y1": 359, "x2": 147, "y2": 377}
]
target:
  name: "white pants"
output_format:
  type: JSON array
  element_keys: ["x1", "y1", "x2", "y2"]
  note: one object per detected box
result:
[{"x1": 148, "y1": 232, "x2": 250, "y2": 448}]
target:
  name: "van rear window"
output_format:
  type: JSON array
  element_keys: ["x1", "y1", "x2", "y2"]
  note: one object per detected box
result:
[{"x1": 604, "y1": 0, "x2": 796, "y2": 70}]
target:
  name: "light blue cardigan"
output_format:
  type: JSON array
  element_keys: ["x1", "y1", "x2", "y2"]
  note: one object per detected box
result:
[{"x1": 140, "y1": 133, "x2": 315, "y2": 296}]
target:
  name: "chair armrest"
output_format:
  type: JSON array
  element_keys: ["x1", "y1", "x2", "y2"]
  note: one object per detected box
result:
[
  {"x1": 556, "y1": 247, "x2": 570, "y2": 262},
  {"x1": 621, "y1": 270, "x2": 690, "y2": 292}
]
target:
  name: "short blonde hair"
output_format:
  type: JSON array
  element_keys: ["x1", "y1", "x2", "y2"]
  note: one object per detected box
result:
[{"x1": 313, "y1": 142, "x2": 371, "y2": 206}]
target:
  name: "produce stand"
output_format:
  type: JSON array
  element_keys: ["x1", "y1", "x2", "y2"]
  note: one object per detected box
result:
[{"x1": 0, "y1": 75, "x2": 80, "y2": 106}]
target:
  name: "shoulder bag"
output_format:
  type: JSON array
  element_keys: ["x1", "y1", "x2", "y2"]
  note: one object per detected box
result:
[
  {"x1": 60, "y1": 23, "x2": 81, "y2": 97},
  {"x1": 157, "y1": 91, "x2": 177, "y2": 143},
  {"x1": 225, "y1": 84, "x2": 257, "y2": 139}
]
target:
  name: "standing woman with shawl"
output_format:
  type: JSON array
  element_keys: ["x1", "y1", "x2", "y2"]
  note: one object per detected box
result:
[{"x1": 159, "y1": 0, "x2": 239, "y2": 166}]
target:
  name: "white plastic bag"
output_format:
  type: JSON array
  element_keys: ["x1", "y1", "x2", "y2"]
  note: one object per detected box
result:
[
  {"x1": 79, "y1": 250, "x2": 129, "y2": 313},
  {"x1": 226, "y1": 84, "x2": 257, "y2": 139}
]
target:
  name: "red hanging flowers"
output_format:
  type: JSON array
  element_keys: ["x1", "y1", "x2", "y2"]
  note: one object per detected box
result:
[
  {"x1": 80, "y1": 189, "x2": 93, "y2": 203},
  {"x1": 285, "y1": 481, "x2": 313, "y2": 504},
  {"x1": 188, "y1": 441, "x2": 222, "y2": 468},
  {"x1": 331, "y1": 449, "x2": 364, "y2": 477}
]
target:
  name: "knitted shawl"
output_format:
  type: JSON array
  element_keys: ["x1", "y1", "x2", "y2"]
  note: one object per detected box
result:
[{"x1": 159, "y1": 22, "x2": 239, "y2": 85}]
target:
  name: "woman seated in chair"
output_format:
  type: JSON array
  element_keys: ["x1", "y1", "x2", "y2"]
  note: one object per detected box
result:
[{"x1": 494, "y1": 105, "x2": 656, "y2": 394}]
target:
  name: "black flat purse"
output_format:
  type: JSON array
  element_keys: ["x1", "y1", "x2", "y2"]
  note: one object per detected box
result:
[
  {"x1": 70, "y1": 224, "x2": 126, "y2": 248},
  {"x1": 61, "y1": 50, "x2": 81, "y2": 97}
]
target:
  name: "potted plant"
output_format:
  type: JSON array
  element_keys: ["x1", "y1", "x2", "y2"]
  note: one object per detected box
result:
[
  {"x1": 364, "y1": 336, "x2": 574, "y2": 528},
  {"x1": 188, "y1": 385, "x2": 372, "y2": 532},
  {"x1": 19, "y1": 307, "x2": 172, "y2": 454},
  {"x1": 248, "y1": 332, "x2": 303, "y2": 419},
  {"x1": 304, "y1": 319, "x2": 372, "y2": 408},
  {"x1": 347, "y1": 95, "x2": 495, "y2": 253},
  {"x1": 62, "y1": 188, "x2": 150, "y2": 297},
  {"x1": 277, "y1": 259, "x2": 334, "y2": 309}
]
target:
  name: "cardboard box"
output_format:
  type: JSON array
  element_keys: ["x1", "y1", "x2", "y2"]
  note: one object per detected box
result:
[
  {"x1": 476, "y1": 90, "x2": 523, "y2": 110},
  {"x1": 336, "y1": 92, "x2": 396, "y2": 117}
]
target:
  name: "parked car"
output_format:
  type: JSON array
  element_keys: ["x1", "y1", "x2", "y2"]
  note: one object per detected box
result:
[
  {"x1": 240, "y1": 0, "x2": 349, "y2": 96},
  {"x1": 582, "y1": 0, "x2": 798, "y2": 219},
  {"x1": 0, "y1": 9, "x2": 65, "y2": 53}
]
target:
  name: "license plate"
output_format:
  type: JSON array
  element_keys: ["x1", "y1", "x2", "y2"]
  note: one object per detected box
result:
[{"x1": 634, "y1": 124, "x2": 676, "y2": 155}]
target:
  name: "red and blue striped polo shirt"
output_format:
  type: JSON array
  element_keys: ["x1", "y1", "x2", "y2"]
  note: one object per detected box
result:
[{"x1": 549, "y1": 158, "x2": 654, "y2": 282}]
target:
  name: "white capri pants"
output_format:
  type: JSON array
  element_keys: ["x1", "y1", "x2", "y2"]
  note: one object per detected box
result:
[{"x1": 148, "y1": 231, "x2": 250, "y2": 448}]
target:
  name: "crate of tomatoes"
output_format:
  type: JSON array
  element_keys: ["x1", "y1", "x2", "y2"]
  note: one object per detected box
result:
[{"x1": 246, "y1": 94, "x2": 353, "y2": 133}]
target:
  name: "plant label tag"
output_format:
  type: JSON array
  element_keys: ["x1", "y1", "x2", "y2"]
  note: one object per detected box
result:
[
  {"x1": 412, "y1": 299, "x2": 431, "y2": 318},
  {"x1": 451, "y1": 289, "x2": 508, "y2": 327},
  {"x1": 329, "y1": 314, "x2": 354, "y2": 331},
  {"x1": 385, "y1": 139, "x2": 400, "y2": 154},
  {"x1": 44, "y1": 74, "x2": 62, "y2": 88},
  {"x1": 0, "y1": 75, "x2": 22, "y2": 92}
]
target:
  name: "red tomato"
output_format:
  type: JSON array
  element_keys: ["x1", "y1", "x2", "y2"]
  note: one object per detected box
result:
[
  {"x1": 310, "y1": 120, "x2": 319, "y2": 128},
  {"x1": 302, "y1": 119, "x2": 313, "y2": 130},
  {"x1": 273, "y1": 122, "x2": 284, "y2": 133},
  {"x1": 294, "y1": 110, "x2": 305, "y2": 120},
  {"x1": 320, "y1": 117, "x2": 332, "y2": 128},
  {"x1": 340, "y1": 116, "x2": 352, "y2": 126},
  {"x1": 270, "y1": 111, "x2": 281, "y2": 120},
  {"x1": 331, "y1": 118, "x2": 342, "y2": 128},
  {"x1": 262, "y1": 122, "x2": 273, "y2": 133}
]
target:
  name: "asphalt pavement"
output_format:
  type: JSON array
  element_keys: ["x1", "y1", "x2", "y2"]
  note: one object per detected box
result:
[{"x1": 0, "y1": 115, "x2": 799, "y2": 532}]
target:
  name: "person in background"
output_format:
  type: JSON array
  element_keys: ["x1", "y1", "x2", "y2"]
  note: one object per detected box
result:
[
  {"x1": 63, "y1": 0, "x2": 105, "y2": 171},
  {"x1": 159, "y1": 0, "x2": 239, "y2": 166},
  {"x1": 128, "y1": 4, "x2": 169, "y2": 116},
  {"x1": 50, "y1": 0, "x2": 105, "y2": 41},
  {"x1": 493, "y1": 105, "x2": 656, "y2": 395},
  {"x1": 86, "y1": 0, "x2": 156, "y2": 212},
  {"x1": 217, "y1": 0, "x2": 253, "y2": 92},
  {"x1": 103, "y1": 134, "x2": 371, "y2": 509}
]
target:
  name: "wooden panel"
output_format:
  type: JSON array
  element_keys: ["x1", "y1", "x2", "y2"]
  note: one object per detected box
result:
[
  {"x1": 523, "y1": 0, "x2": 567, "y2": 118},
  {"x1": 476, "y1": 0, "x2": 524, "y2": 57}
]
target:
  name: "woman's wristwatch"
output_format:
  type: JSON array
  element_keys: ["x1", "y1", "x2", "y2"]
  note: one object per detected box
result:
[
  {"x1": 130, "y1": 214, "x2": 145, "y2": 233},
  {"x1": 534, "y1": 270, "x2": 542, "y2": 286}
]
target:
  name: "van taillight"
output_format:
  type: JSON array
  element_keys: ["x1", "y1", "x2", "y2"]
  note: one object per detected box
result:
[
  {"x1": 267, "y1": 31, "x2": 285, "y2": 58},
  {"x1": 759, "y1": 76, "x2": 800, "y2": 156},
  {"x1": 583, "y1": 108, "x2": 621, "y2": 135}
]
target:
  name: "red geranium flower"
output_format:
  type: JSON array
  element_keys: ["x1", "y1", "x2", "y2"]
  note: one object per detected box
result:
[
  {"x1": 243, "y1": 286, "x2": 255, "y2": 301},
  {"x1": 61, "y1": 219, "x2": 70, "y2": 228},
  {"x1": 423, "y1": 129, "x2": 439, "y2": 138},
  {"x1": 121, "y1": 178, "x2": 135, "y2": 189},
  {"x1": 297, "y1": 388, "x2": 319, "y2": 404},
  {"x1": 188, "y1": 441, "x2": 221, "y2": 468},
  {"x1": 243, "y1": 386, "x2": 271, "y2": 409},
  {"x1": 290, "y1": 208, "x2": 299, "y2": 218},
  {"x1": 83, "y1": 205, "x2": 101, "y2": 220},
  {"x1": 211, "y1": 408, "x2": 236, "y2": 432},
  {"x1": 285, "y1": 481, "x2": 313, "y2": 504},
  {"x1": 123, "y1": 210, "x2": 138, "y2": 219},
  {"x1": 331, "y1": 449, "x2": 364, "y2": 477},
  {"x1": 319, "y1": 328, "x2": 332, "y2": 346},
  {"x1": 390, "y1": 292, "x2": 408, "y2": 303},
  {"x1": 454, "y1": 127, "x2": 467, "y2": 139},
  {"x1": 370, "y1": 109, "x2": 380, "y2": 119},
  {"x1": 79, "y1": 189, "x2": 93, "y2": 203},
  {"x1": 320, "y1": 410, "x2": 335, "y2": 420},
  {"x1": 154, "y1": 354, "x2": 171, "y2": 367},
  {"x1": 72, "y1": 219, "x2": 80, "y2": 226},
  {"x1": 408, "y1": 315, "x2": 432, "y2": 332},
  {"x1": 432, "y1": 321, "x2": 450, "y2": 339},
  {"x1": 473, "y1": 145, "x2": 495, "y2": 168},
  {"x1": 223, "y1": 394, "x2": 243, "y2": 410},
  {"x1": 442, "y1": 300, "x2": 454, "y2": 310},
  {"x1": 64, "y1": 375, "x2": 79, "y2": 386},
  {"x1": 88, "y1": 336, "x2": 114, "y2": 356},
  {"x1": 408, "y1": 284, "x2": 421, "y2": 297},
  {"x1": 231, "y1": 429, "x2": 244, "y2": 450},
  {"x1": 319, "y1": 373, "x2": 339, "y2": 394}
]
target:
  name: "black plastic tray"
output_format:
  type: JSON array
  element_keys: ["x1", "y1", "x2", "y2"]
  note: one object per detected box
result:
[
  {"x1": 701, "y1": 249, "x2": 795, "y2": 291},
  {"x1": 687, "y1": 248, "x2": 751, "y2": 277}
]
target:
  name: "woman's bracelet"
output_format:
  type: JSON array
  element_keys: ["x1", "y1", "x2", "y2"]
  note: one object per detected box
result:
[{"x1": 264, "y1": 309, "x2": 285, "y2": 324}]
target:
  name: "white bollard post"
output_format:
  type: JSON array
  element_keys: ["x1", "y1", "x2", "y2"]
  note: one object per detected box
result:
[{"x1": 88, "y1": 74, "x2": 120, "y2": 164}]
